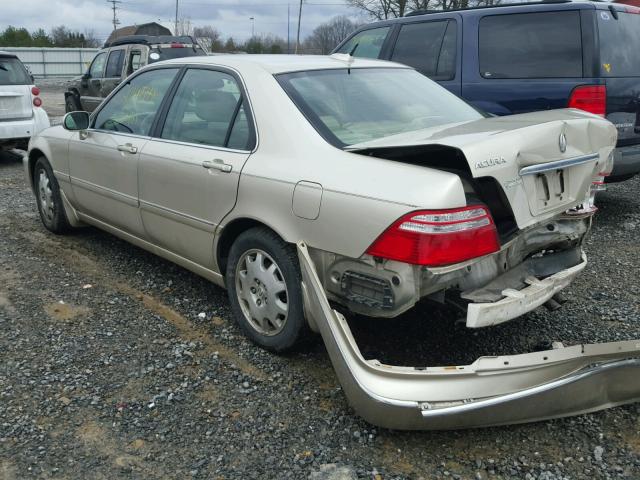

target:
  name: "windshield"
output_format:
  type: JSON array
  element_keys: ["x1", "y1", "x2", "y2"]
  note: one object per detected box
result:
[
  {"x1": 277, "y1": 68, "x2": 482, "y2": 147},
  {"x1": 0, "y1": 56, "x2": 31, "y2": 85},
  {"x1": 598, "y1": 9, "x2": 640, "y2": 77},
  {"x1": 148, "y1": 46, "x2": 206, "y2": 63}
]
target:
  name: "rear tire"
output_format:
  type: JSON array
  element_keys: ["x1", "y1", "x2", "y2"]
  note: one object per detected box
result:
[
  {"x1": 226, "y1": 227, "x2": 310, "y2": 352},
  {"x1": 33, "y1": 157, "x2": 71, "y2": 234}
]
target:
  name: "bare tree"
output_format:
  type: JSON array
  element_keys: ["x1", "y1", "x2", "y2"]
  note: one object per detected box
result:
[
  {"x1": 348, "y1": 0, "x2": 501, "y2": 19},
  {"x1": 193, "y1": 25, "x2": 222, "y2": 52},
  {"x1": 305, "y1": 16, "x2": 363, "y2": 54},
  {"x1": 175, "y1": 17, "x2": 193, "y2": 36},
  {"x1": 83, "y1": 29, "x2": 101, "y2": 48}
]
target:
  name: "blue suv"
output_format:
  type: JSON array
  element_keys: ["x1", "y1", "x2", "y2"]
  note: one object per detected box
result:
[{"x1": 334, "y1": 0, "x2": 640, "y2": 181}]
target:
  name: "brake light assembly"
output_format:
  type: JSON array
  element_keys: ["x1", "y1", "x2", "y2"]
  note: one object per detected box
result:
[
  {"x1": 31, "y1": 86, "x2": 42, "y2": 107},
  {"x1": 366, "y1": 205, "x2": 500, "y2": 267},
  {"x1": 568, "y1": 85, "x2": 606, "y2": 117}
]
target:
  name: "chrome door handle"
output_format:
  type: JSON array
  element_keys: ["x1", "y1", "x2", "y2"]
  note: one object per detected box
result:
[
  {"x1": 202, "y1": 159, "x2": 232, "y2": 173},
  {"x1": 117, "y1": 143, "x2": 137, "y2": 154}
]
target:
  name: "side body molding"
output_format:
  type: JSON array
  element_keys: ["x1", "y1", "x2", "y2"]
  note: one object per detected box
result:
[{"x1": 297, "y1": 241, "x2": 640, "y2": 430}]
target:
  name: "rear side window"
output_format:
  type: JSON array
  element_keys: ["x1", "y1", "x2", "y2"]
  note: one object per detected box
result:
[
  {"x1": 479, "y1": 12, "x2": 583, "y2": 79},
  {"x1": 105, "y1": 50, "x2": 125, "y2": 78},
  {"x1": 391, "y1": 20, "x2": 457, "y2": 80},
  {"x1": 0, "y1": 57, "x2": 31, "y2": 85},
  {"x1": 598, "y1": 10, "x2": 640, "y2": 77},
  {"x1": 160, "y1": 69, "x2": 250, "y2": 149},
  {"x1": 336, "y1": 27, "x2": 390, "y2": 59}
]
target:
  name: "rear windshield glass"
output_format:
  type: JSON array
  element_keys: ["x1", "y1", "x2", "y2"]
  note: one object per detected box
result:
[
  {"x1": 277, "y1": 68, "x2": 482, "y2": 147},
  {"x1": 148, "y1": 46, "x2": 206, "y2": 63},
  {"x1": 0, "y1": 56, "x2": 31, "y2": 85},
  {"x1": 598, "y1": 10, "x2": 640, "y2": 77}
]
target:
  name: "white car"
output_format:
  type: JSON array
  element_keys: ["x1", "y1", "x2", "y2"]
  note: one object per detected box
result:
[{"x1": 0, "y1": 52, "x2": 49, "y2": 151}]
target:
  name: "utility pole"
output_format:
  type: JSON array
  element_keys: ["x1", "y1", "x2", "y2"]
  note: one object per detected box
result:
[
  {"x1": 107, "y1": 0, "x2": 121, "y2": 34},
  {"x1": 287, "y1": 4, "x2": 290, "y2": 54},
  {"x1": 175, "y1": 0, "x2": 179, "y2": 35},
  {"x1": 250, "y1": 17, "x2": 255, "y2": 38},
  {"x1": 295, "y1": 0, "x2": 303, "y2": 54}
]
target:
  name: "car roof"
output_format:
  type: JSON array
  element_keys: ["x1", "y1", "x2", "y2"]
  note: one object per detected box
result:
[
  {"x1": 0, "y1": 51, "x2": 18, "y2": 59},
  {"x1": 348, "y1": 0, "x2": 602, "y2": 29},
  {"x1": 158, "y1": 54, "x2": 407, "y2": 74}
]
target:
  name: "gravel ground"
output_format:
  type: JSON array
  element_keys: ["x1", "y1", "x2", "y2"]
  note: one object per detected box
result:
[
  {"x1": 0, "y1": 148, "x2": 639, "y2": 479},
  {"x1": 36, "y1": 80, "x2": 69, "y2": 126}
]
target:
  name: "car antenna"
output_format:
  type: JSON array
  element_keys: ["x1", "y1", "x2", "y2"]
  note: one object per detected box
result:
[{"x1": 347, "y1": 43, "x2": 359, "y2": 74}]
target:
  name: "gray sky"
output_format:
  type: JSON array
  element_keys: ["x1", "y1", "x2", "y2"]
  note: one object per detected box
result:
[{"x1": 0, "y1": 0, "x2": 365, "y2": 44}]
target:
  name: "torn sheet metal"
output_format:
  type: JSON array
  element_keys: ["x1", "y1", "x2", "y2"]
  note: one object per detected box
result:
[{"x1": 297, "y1": 241, "x2": 640, "y2": 430}]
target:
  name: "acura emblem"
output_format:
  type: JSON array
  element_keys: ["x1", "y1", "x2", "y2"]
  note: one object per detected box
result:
[{"x1": 559, "y1": 132, "x2": 567, "y2": 153}]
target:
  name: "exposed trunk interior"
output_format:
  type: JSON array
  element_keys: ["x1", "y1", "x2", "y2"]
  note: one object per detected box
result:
[{"x1": 355, "y1": 145, "x2": 519, "y2": 241}]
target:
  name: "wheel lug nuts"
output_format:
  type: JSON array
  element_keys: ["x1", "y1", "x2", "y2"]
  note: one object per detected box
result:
[{"x1": 257, "y1": 299, "x2": 262, "y2": 306}]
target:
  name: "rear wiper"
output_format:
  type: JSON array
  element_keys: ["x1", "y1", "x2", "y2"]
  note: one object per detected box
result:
[{"x1": 0, "y1": 65, "x2": 8, "y2": 72}]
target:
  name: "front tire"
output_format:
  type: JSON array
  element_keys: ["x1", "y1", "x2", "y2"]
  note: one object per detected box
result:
[
  {"x1": 65, "y1": 94, "x2": 81, "y2": 113},
  {"x1": 226, "y1": 227, "x2": 310, "y2": 352},
  {"x1": 33, "y1": 157, "x2": 71, "y2": 234}
]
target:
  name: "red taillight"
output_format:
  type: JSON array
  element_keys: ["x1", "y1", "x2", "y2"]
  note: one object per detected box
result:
[
  {"x1": 366, "y1": 205, "x2": 500, "y2": 267},
  {"x1": 170, "y1": 43, "x2": 185, "y2": 48},
  {"x1": 568, "y1": 85, "x2": 606, "y2": 117},
  {"x1": 33, "y1": 97, "x2": 42, "y2": 107},
  {"x1": 31, "y1": 86, "x2": 40, "y2": 96}
]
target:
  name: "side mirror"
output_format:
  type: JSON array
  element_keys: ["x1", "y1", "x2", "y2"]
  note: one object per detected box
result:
[{"x1": 63, "y1": 111, "x2": 90, "y2": 131}]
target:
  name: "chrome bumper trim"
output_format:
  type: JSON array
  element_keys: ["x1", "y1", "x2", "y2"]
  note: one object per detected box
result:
[{"x1": 519, "y1": 153, "x2": 599, "y2": 176}]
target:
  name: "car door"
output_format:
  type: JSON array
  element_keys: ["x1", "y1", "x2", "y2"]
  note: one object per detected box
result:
[
  {"x1": 79, "y1": 51, "x2": 108, "y2": 112},
  {"x1": 388, "y1": 18, "x2": 461, "y2": 96},
  {"x1": 100, "y1": 47, "x2": 126, "y2": 99},
  {"x1": 138, "y1": 67, "x2": 255, "y2": 268},
  {"x1": 68, "y1": 67, "x2": 180, "y2": 237}
]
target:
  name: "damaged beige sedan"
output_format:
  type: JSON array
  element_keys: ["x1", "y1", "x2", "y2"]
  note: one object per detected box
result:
[{"x1": 25, "y1": 55, "x2": 640, "y2": 429}]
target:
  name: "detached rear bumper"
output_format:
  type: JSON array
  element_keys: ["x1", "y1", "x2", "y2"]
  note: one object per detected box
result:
[{"x1": 298, "y1": 241, "x2": 640, "y2": 430}]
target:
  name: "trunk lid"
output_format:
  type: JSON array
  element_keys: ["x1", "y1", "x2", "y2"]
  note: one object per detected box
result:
[
  {"x1": 597, "y1": 8, "x2": 640, "y2": 147},
  {"x1": 0, "y1": 86, "x2": 32, "y2": 121},
  {"x1": 347, "y1": 109, "x2": 616, "y2": 229}
]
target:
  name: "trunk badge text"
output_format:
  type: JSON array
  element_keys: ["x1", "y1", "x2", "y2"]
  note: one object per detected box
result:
[
  {"x1": 559, "y1": 132, "x2": 567, "y2": 153},
  {"x1": 475, "y1": 157, "x2": 506, "y2": 169}
]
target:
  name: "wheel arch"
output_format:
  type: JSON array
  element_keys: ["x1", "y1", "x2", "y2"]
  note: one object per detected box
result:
[
  {"x1": 216, "y1": 217, "x2": 288, "y2": 276},
  {"x1": 27, "y1": 148, "x2": 47, "y2": 190}
]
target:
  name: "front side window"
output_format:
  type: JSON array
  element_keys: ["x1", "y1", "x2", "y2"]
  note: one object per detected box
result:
[
  {"x1": 93, "y1": 68, "x2": 179, "y2": 135},
  {"x1": 278, "y1": 68, "x2": 482, "y2": 147},
  {"x1": 336, "y1": 27, "x2": 390, "y2": 59},
  {"x1": 0, "y1": 57, "x2": 31, "y2": 85},
  {"x1": 89, "y1": 52, "x2": 107, "y2": 78},
  {"x1": 391, "y1": 20, "x2": 457, "y2": 80},
  {"x1": 105, "y1": 49, "x2": 125, "y2": 78},
  {"x1": 160, "y1": 69, "x2": 250, "y2": 149},
  {"x1": 479, "y1": 11, "x2": 583, "y2": 79}
]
